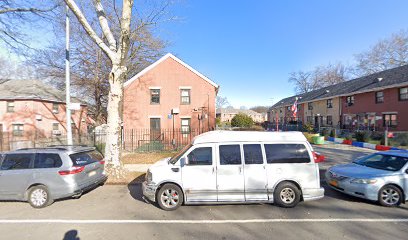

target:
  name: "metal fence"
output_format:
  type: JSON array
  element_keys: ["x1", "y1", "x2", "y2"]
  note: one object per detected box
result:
[{"x1": 0, "y1": 128, "x2": 208, "y2": 152}]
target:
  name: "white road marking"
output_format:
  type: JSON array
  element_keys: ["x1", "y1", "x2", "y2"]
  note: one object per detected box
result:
[{"x1": 0, "y1": 219, "x2": 407, "y2": 224}]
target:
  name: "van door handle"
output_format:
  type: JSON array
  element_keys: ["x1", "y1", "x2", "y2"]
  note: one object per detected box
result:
[
  {"x1": 212, "y1": 167, "x2": 215, "y2": 174},
  {"x1": 239, "y1": 166, "x2": 242, "y2": 174}
]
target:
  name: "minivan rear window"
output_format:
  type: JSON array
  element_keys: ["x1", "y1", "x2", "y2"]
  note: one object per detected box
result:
[
  {"x1": 265, "y1": 144, "x2": 310, "y2": 164},
  {"x1": 70, "y1": 150, "x2": 103, "y2": 166}
]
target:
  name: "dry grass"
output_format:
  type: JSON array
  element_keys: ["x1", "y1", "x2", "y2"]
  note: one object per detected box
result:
[
  {"x1": 106, "y1": 171, "x2": 146, "y2": 185},
  {"x1": 121, "y1": 151, "x2": 176, "y2": 164}
]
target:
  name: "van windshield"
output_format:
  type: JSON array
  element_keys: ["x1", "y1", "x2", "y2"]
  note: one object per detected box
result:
[{"x1": 168, "y1": 144, "x2": 192, "y2": 164}]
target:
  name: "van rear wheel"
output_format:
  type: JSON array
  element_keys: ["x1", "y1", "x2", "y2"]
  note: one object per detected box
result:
[
  {"x1": 156, "y1": 183, "x2": 183, "y2": 211},
  {"x1": 27, "y1": 185, "x2": 53, "y2": 209},
  {"x1": 274, "y1": 182, "x2": 301, "y2": 208}
]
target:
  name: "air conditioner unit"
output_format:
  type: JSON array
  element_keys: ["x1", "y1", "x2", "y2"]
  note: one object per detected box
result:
[
  {"x1": 171, "y1": 108, "x2": 180, "y2": 115},
  {"x1": 35, "y1": 115, "x2": 42, "y2": 121},
  {"x1": 52, "y1": 130, "x2": 61, "y2": 135},
  {"x1": 52, "y1": 110, "x2": 59, "y2": 114}
]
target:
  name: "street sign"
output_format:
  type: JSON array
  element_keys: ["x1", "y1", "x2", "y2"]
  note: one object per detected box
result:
[{"x1": 68, "y1": 103, "x2": 81, "y2": 110}]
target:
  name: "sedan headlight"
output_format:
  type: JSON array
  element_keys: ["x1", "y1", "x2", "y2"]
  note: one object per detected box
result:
[
  {"x1": 146, "y1": 169, "x2": 153, "y2": 183},
  {"x1": 350, "y1": 178, "x2": 377, "y2": 184}
]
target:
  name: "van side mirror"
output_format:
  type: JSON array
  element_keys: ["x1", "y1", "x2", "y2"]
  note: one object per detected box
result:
[{"x1": 180, "y1": 157, "x2": 188, "y2": 166}]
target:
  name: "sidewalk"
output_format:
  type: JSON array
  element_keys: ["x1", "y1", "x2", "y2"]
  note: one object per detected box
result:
[{"x1": 124, "y1": 164, "x2": 151, "y2": 172}]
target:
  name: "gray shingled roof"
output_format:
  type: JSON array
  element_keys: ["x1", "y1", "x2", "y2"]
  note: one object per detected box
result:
[
  {"x1": 270, "y1": 64, "x2": 408, "y2": 110},
  {"x1": 0, "y1": 79, "x2": 83, "y2": 104}
]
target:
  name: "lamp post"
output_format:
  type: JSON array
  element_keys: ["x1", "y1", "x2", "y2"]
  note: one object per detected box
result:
[
  {"x1": 316, "y1": 113, "x2": 321, "y2": 134},
  {"x1": 65, "y1": 5, "x2": 73, "y2": 145}
]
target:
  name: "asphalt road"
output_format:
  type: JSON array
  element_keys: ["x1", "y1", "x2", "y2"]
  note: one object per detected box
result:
[{"x1": 0, "y1": 144, "x2": 407, "y2": 240}]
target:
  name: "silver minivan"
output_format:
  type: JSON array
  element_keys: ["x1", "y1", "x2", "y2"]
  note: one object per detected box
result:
[
  {"x1": 143, "y1": 131, "x2": 325, "y2": 210},
  {"x1": 0, "y1": 146, "x2": 107, "y2": 208}
]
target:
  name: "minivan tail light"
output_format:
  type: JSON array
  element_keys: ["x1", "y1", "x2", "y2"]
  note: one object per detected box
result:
[
  {"x1": 58, "y1": 166, "x2": 85, "y2": 175},
  {"x1": 313, "y1": 152, "x2": 325, "y2": 163}
]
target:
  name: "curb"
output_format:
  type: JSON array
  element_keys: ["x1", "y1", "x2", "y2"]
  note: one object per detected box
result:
[{"x1": 326, "y1": 137, "x2": 404, "y2": 151}]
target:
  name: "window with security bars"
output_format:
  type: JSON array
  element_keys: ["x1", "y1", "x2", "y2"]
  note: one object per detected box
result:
[{"x1": 180, "y1": 89, "x2": 190, "y2": 104}]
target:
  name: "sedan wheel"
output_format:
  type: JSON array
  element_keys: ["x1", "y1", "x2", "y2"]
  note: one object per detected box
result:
[{"x1": 378, "y1": 185, "x2": 402, "y2": 207}]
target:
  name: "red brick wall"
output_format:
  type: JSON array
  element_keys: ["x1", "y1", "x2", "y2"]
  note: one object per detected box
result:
[
  {"x1": 341, "y1": 86, "x2": 408, "y2": 131},
  {"x1": 123, "y1": 57, "x2": 217, "y2": 130}
]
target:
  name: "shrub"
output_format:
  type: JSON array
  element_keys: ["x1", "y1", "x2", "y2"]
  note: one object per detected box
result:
[
  {"x1": 355, "y1": 131, "x2": 370, "y2": 142},
  {"x1": 330, "y1": 129, "x2": 336, "y2": 138},
  {"x1": 370, "y1": 131, "x2": 383, "y2": 141},
  {"x1": 392, "y1": 133, "x2": 408, "y2": 146},
  {"x1": 216, "y1": 117, "x2": 221, "y2": 126},
  {"x1": 321, "y1": 128, "x2": 329, "y2": 137},
  {"x1": 231, "y1": 113, "x2": 254, "y2": 128},
  {"x1": 345, "y1": 133, "x2": 353, "y2": 141},
  {"x1": 303, "y1": 123, "x2": 314, "y2": 133}
]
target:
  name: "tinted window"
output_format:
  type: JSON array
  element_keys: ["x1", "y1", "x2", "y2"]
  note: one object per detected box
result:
[
  {"x1": 187, "y1": 147, "x2": 212, "y2": 165},
  {"x1": 1, "y1": 154, "x2": 34, "y2": 170},
  {"x1": 70, "y1": 150, "x2": 103, "y2": 166},
  {"x1": 265, "y1": 144, "x2": 310, "y2": 164},
  {"x1": 219, "y1": 145, "x2": 241, "y2": 165},
  {"x1": 35, "y1": 153, "x2": 63, "y2": 169},
  {"x1": 244, "y1": 144, "x2": 263, "y2": 164}
]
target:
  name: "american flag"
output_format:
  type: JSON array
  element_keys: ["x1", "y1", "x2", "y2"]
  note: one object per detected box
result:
[{"x1": 291, "y1": 97, "x2": 298, "y2": 118}]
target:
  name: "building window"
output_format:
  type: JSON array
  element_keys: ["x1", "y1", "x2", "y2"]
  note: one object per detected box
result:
[
  {"x1": 375, "y1": 91, "x2": 384, "y2": 103},
  {"x1": 12, "y1": 124, "x2": 24, "y2": 136},
  {"x1": 52, "y1": 103, "x2": 59, "y2": 113},
  {"x1": 52, "y1": 123, "x2": 59, "y2": 131},
  {"x1": 7, "y1": 101, "x2": 14, "y2": 112},
  {"x1": 346, "y1": 96, "x2": 354, "y2": 106},
  {"x1": 327, "y1": 99, "x2": 333, "y2": 108},
  {"x1": 181, "y1": 118, "x2": 190, "y2": 134},
  {"x1": 306, "y1": 116, "x2": 313, "y2": 123},
  {"x1": 180, "y1": 89, "x2": 190, "y2": 104},
  {"x1": 287, "y1": 106, "x2": 291, "y2": 111},
  {"x1": 383, "y1": 114, "x2": 397, "y2": 127},
  {"x1": 150, "y1": 89, "x2": 160, "y2": 104},
  {"x1": 308, "y1": 102, "x2": 313, "y2": 110},
  {"x1": 399, "y1": 87, "x2": 408, "y2": 101},
  {"x1": 327, "y1": 116, "x2": 333, "y2": 125}
]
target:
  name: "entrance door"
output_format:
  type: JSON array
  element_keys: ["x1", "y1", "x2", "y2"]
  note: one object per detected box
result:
[
  {"x1": 150, "y1": 118, "x2": 161, "y2": 141},
  {"x1": 216, "y1": 144, "x2": 245, "y2": 201},
  {"x1": 181, "y1": 143, "x2": 217, "y2": 202},
  {"x1": 243, "y1": 144, "x2": 268, "y2": 201}
]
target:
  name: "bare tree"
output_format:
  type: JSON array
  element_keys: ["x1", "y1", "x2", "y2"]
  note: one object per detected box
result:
[
  {"x1": 0, "y1": 1, "x2": 57, "y2": 52},
  {"x1": 354, "y1": 30, "x2": 408, "y2": 76},
  {"x1": 216, "y1": 96, "x2": 230, "y2": 109},
  {"x1": 289, "y1": 62, "x2": 349, "y2": 94}
]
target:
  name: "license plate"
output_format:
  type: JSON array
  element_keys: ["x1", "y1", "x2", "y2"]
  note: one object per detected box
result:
[
  {"x1": 329, "y1": 180, "x2": 338, "y2": 187},
  {"x1": 88, "y1": 171, "x2": 96, "y2": 177}
]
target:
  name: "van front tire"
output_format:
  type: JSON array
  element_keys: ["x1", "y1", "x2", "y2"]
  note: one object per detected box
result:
[
  {"x1": 156, "y1": 183, "x2": 183, "y2": 211},
  {"x1": 27, "y1": 185, "x2": 53, "y2": 209},
  {"x1": 274, "y1": 182, "x2": 301, "y2": 208}
]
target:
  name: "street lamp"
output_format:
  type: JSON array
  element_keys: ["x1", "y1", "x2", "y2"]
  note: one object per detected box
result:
[
  {"x1": 316, "y1": 113, "x2": 321, "y2": 133},
  {"x1": 171, "y1": 108, "x2": 179, "y2": 146}
]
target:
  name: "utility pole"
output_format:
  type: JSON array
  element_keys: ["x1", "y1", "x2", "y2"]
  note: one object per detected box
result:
[{"x1": 65, "y1": 5, "x2": 73, "y2": 145}]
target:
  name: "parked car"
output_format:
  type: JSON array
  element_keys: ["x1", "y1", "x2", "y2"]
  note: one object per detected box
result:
[
  {"x1": 326, "y1": 150, "x2": 408, "y2": 207},
  {"x1": 143, "y1": 130, "x2": 325, "y2": 210},
  {"x1": 0, "y1": 146, "x2": 107, "y2": 208}
]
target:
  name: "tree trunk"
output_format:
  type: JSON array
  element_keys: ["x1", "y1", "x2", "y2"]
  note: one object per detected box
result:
[{"x1": 104, "y1": 64, "x2": 127, "y2": 178}]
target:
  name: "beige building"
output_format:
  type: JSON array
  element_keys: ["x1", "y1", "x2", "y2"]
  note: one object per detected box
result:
[
  {"x1": 303, "y1": 97, "x2": 341, "y2": 127},
  {"x1": 216, "y1": 108, "x2": 266, "y2": 123}
]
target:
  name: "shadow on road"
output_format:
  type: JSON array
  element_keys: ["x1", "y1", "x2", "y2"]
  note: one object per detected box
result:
[{"x1": 62, "y1": 230, "x2": 80, "y2": 240}]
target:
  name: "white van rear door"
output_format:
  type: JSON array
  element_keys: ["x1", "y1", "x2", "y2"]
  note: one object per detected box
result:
[
  {"x1": 181, "y1": 143, "x2": 217, "y2": 202},
  {"x1": 216, "y1": 144, "x2": 245, "y2": 202},
  {"x1": 243, "y1": 144, "x2": 268, "y2": 201}
]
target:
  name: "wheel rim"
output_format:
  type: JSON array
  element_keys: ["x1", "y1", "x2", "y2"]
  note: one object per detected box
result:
[
  {"x1": 280, "y1": 187, "x2": 295, "y2": 204},
  {"x1": 381, "y1": 188, "x2": 400, "y2": 205},
  {"x1": 30, "y1": 189, "x2": 47, "y2": 207},
  {"x1": 160, "y1": 188, "x2": 179, "y2": 208}
]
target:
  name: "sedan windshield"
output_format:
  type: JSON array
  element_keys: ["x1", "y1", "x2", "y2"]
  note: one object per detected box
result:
[
  {"x1": 353, "y1": 154, "x2": 408, "y2": 172},
  {"x1": 168, "y1": 144, "x2": 192, "y2": 164}
]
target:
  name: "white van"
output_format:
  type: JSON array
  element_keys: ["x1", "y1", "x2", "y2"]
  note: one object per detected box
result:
[{"x1": 142, "y1": 131, "x2": 325, "y2": 210}]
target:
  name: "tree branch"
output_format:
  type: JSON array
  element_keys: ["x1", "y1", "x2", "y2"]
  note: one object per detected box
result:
[
  {"x1": 117, "y1": 0, "x2": 134, "y2": 64},
  {"x1": 93, "y1": 0, "x2": 117, "y2": 51},
  {"x1": 64, "y1": 0, "x2": 115, "y2": 60}
]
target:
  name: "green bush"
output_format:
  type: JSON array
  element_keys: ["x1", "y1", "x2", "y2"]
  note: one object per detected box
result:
[
  {"x1": 370, "y1": 131, "x2": 383, "y2": 141},
  {"x1": 392, "y1": 133, "x2": 408, "y2": 146},
  {"x1": 355, "y1": 131, "x2": 370, "y2": 142},
  {"x1": 321, "y1": 128, "x2": 329, "y2": 137},
  {"x1": 330, "y1": 129, "x2": 336, "y2": 138},
  {"x1": 95, "y1": 143, "x2": 106, "y2": 155},
  {"x1": 345, "y1": 133, "x2": 353, "y2": 141},
  {"x1": 303, "y1": 123, "x2": 314, "y2": 133},
  {"x1": 231, "y1": 113, "x2": 254, "y2": 128},
  {"x1": 216, "y1": 117, "x2": 221, "y2": 126}
]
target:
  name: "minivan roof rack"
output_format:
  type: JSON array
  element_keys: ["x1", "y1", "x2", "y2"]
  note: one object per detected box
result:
[{"x1": 16, "y1": 147, "x2": 68, "y2": 151}]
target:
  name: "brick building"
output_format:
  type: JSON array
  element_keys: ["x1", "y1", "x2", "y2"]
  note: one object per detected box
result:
[{"x1": 269, "y1": 65, "x2": 408, "y2": 131}]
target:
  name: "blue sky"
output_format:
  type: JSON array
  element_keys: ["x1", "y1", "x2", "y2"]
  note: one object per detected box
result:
[{"x1": 160, "y1": 0, "x2": 408, "y2": 108}]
